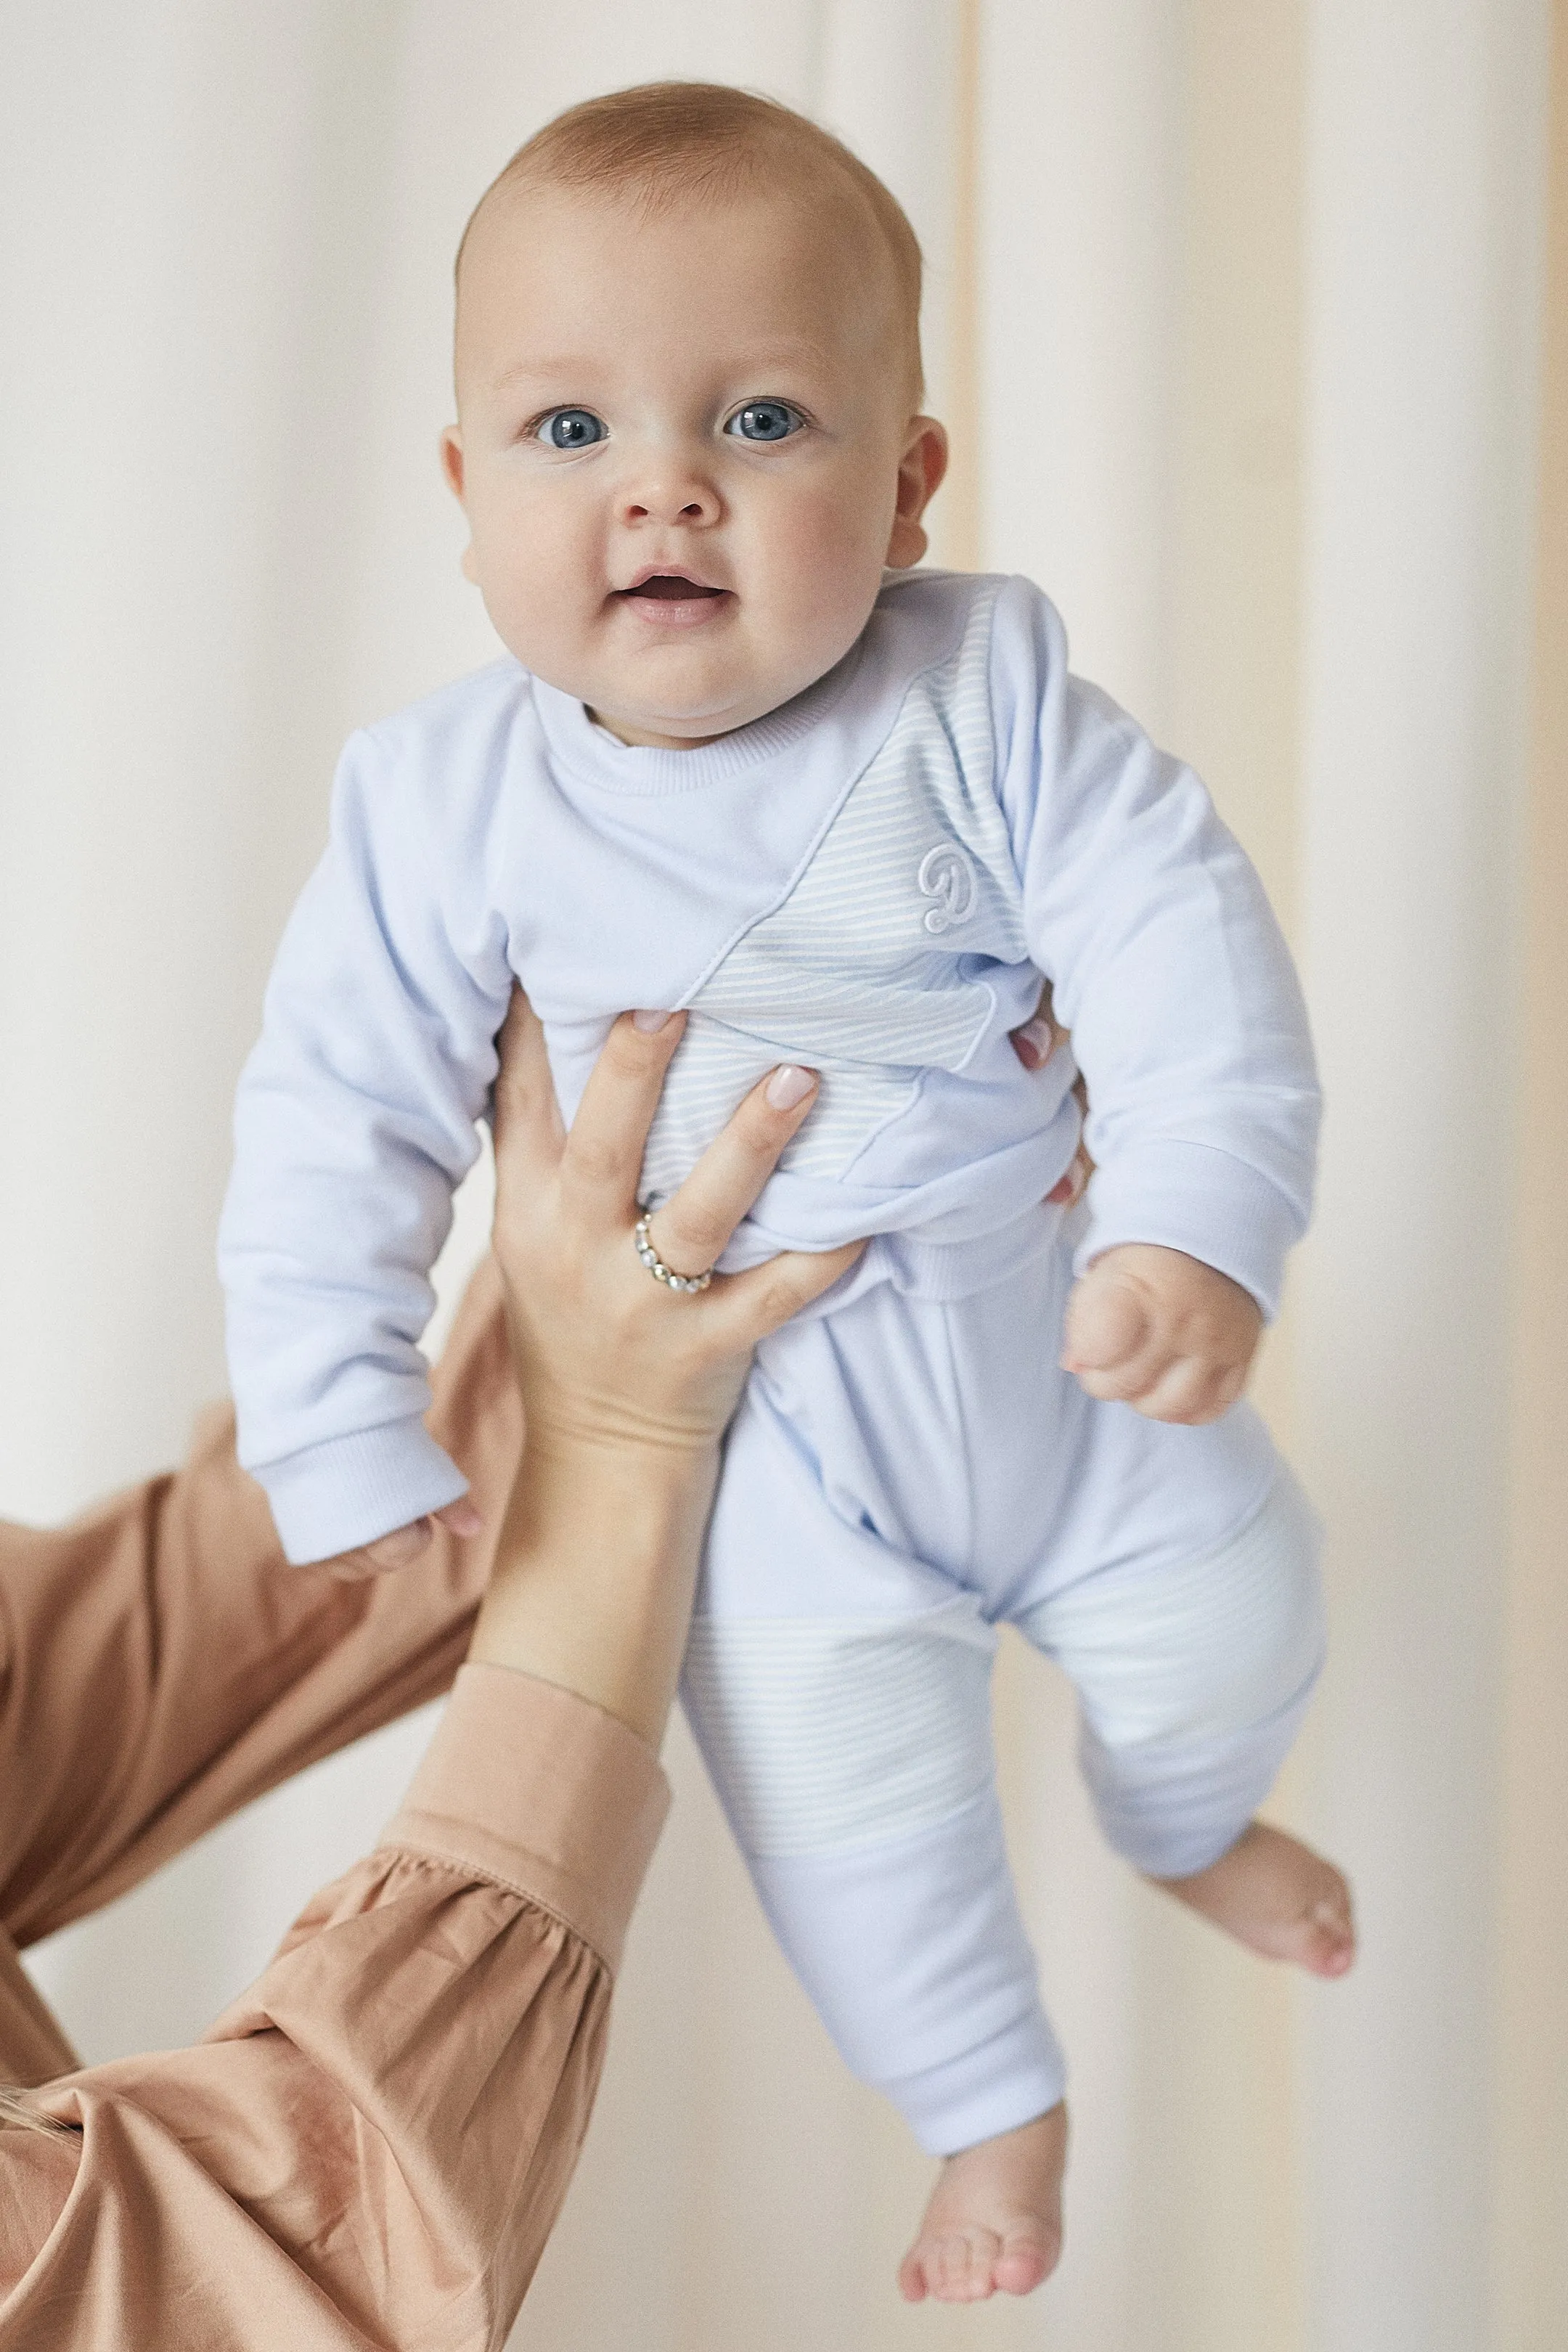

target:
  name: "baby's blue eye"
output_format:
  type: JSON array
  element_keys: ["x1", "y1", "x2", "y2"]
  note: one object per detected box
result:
[
  {"x1": 536, "y1": 409, "x2": 605, "y2": 449},
  {"x1": 725, "y1": 401, "x2": 804, "y2": 444}
]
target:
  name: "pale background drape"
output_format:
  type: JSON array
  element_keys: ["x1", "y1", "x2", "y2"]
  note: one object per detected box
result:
[{"x1": 1, "y1": 4, "x2": 1563, "y2": 2345}]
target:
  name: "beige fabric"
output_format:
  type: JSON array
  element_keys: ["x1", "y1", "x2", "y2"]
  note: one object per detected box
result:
[
  {"x1": 1, "y1": 1675, "x2": 666, "y2": 2351},
  {"x1": 0, "y1": 1259, "x2": 518, "y2": 1956},
  {"x1": 0, "y1": 1267, "x2": 671, "y2": 2348}
]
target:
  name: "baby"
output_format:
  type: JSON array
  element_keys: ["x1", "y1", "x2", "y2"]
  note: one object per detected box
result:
[{"x1": 220, "y1": 83, "x2": 1355, "y2": 2303}]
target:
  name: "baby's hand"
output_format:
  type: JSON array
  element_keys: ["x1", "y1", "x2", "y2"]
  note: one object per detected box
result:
[
  {"x1": 1061, "y1": 1244, "x2": 1262, "y2": 1425},
  {"x1": 324, "y1": 1498, "x2": 483, "y2": 1581}
]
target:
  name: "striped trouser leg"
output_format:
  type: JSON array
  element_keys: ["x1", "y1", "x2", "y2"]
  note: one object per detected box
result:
[
  {"x1": 1016, "y1": 1464, "x2": 1327, "y2": 1879},
  {"x1": 682, "y1": 1585, "x2": 1065, "y2": 2156}
]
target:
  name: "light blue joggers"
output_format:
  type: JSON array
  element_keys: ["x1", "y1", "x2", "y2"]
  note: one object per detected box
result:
[{"x1": 681, "y1": 1221, "x2": 1325, "y2": 2155}]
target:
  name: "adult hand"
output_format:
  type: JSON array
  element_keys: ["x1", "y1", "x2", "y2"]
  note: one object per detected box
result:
[
  {"x1": 467, "y1": 995, "x2": 865, "y2": 1741},
  {"x1": 327, "y1": 997, "x2": 859, "y2": 1582},
  {"x1": 489, "y1": 996, "x2": 864, "y2": 1455},
  {"x1": 1008, "y1": 980, "x2": 1093, "y2": 1208}
]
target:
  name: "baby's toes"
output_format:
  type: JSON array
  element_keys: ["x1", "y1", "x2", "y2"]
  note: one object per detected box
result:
[
  {"x1": 897, "y1": 2234, "x2": 953, "y2": 2303},
  {"x1": 1301, "y1": 1881, "x2": 1357, "y2": 1977},
  {"x1": 931, "y1": 2226, "x2": 1003, "y2": 2301},
  {"x1": 994, "y1": 2220, "x2": 1058, "y2": 2297}
]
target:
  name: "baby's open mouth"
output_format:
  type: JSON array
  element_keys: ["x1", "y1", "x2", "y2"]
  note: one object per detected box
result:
[
  {"x1": 613, "y1": 571, "x2": 732, "y2": 629},
  {"x1": 621, "y1": 574, "x2": 725, "y2": 600}
]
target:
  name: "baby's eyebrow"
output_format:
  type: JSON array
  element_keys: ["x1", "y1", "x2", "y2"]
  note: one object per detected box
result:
[
  {"x1": 488, "y1": 354, "x2": 605, "y2": 393},
  {"x1": 485, "y1": 338, "x2": 836, "y2": 396},
  {"x1": 710, "y1": 338, "x2": 836, "y2": 375}
]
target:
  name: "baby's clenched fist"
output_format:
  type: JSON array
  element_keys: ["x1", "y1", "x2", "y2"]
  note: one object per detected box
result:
[{"x1": 1061, "y1": 1244, "x2": 1262, "y2": 1426}]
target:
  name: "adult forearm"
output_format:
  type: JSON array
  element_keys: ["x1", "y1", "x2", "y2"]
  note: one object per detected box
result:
[{"x1": 468, "y1": 1426, "x2": 720, "y2": 1747}]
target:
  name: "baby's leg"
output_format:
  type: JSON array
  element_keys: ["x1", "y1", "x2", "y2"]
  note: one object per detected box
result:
[
  {"x1": 1018, "y1": 1461, "x2": 1354, "y2": 1972},
  {"x1": 686, "y1": 1371, "x2": 1065, "y2": 2300}
]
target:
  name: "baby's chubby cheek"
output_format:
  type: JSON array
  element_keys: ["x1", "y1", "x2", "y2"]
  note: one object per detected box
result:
[
  {"x1": 491, "y1": 555, "x2": 868, "y2": 728},
  {"x1": 461, "y1": 441, "x2": 899, "y2": 727},
  {"x1": 464, "y1": 506, "x2": 600, "y2": 674},
  {"x1": 701, "y1": 496, "x2": 894, "y2": 706},
  {"x1": 772, "y1": 547, "x2": 887, "y2": 666}
]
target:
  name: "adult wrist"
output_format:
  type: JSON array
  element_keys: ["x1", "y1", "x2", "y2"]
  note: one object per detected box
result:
[
  {"x1": 467, "y1": 1424, "x2": 722, "y2": 1746},
  {"x1": 510, "y1": 1424, "x2": 720, "y2": 1567}
]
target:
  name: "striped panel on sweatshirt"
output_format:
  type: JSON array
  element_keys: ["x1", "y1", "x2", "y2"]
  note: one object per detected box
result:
[
  {"x1": 682, "y1": 1597, "x2": 998, "y2": 1858},
  {"x1": 640, "y1": 583, "x2": 1027, "y2": 1200}
]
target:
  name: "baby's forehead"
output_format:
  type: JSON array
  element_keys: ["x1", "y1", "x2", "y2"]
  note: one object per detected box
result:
[
  {"x1": 455, "y1": 166, "x2": 910, "y2": 385},
  {"x1": 465, "y1": 166, "x2": 881, "y2": 289}
]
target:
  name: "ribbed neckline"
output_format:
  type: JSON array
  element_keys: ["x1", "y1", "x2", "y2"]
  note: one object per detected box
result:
[{"x1": 531, "y1": 631, "x2": 867, "y2": 796}]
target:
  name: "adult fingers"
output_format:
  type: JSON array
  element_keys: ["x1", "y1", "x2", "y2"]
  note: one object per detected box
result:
[
  {"x1": 1045, "y1": 1140, "x2": 1093, "y2": 1207},
  {"x1": 644, "y1": 1063, "x2": 820, "y2": 1278},
  {"x1": 491, "y1": 987, "x2": 566, "y2": 1195},
  {"x1": 1010, "y1": 978, "x2": 1065, "y2": 1073},
  {"x1": 559, "y1": 1008, "x2": 688, "y2": 1220},
  {"x1": 705, "y1": 1239, "x2": 869, "y2": 1347}
]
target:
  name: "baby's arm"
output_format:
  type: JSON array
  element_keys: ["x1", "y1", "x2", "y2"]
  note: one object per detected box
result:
[
  {"x1": 992, "y1": 581, "x2": 1318, "y2": 1423},
  {"x1": 219, "y1": 721, "x2": 515, "y2": 1566}
]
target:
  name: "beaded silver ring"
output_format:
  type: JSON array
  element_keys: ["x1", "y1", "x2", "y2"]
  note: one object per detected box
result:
[{"x1": 634, "y1": 1211, "x2": 714, "y2": 1294}]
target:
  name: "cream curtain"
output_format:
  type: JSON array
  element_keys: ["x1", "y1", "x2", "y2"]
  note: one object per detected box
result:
[{"x1": 1, "y1": 4, "x2": 1561, "y2": 2345}]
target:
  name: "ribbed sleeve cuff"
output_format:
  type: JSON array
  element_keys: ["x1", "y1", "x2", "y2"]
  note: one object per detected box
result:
[
  {"x1": 253, "y1": 1416, "x2": 470, "y2": 1566},
  {"x1": 385, "y1": 1664, "x2": 671, "y2": 1974},
  {"x1": 1076, "y1": 1140, "x2": 1304, "y2": 1321}
]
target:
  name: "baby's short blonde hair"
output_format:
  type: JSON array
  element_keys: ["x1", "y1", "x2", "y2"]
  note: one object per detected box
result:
[{"x1": 458, "y1": 81, "x2": 925, "y2": 404}]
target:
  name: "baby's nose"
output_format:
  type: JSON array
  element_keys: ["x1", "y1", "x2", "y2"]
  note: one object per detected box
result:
[{"x1": 620, "y1": 471, "x2": 721, "y2": 527}]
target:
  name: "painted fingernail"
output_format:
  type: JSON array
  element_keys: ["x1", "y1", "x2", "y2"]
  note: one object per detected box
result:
[
  {"x1": 1012, "y1": 1016, "x2": 1054, "y2": 1070},
  {"x1": 632, "y1": 1009, "x2": 673, "y2": 1033},
  {"x1": 766, "y1": 1064, "x2": 816, "y2": 1111}
]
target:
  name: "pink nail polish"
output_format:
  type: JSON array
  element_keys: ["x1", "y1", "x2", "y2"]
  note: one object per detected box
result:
[
  {"x1": 1013, "y1": 1016, "x2": 1053, "y2": 1069},
  {"x1": 766, "y1": 1064, "x2": 815, "y2": 1111},
  {"x1": 632, "y1": 1009, "x2": 672, "y2": 1033}
]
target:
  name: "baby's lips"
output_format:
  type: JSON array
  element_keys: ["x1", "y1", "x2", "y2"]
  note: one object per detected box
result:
[{"x1": 618, "y1": 563, "x2": 730, "y2": 598}]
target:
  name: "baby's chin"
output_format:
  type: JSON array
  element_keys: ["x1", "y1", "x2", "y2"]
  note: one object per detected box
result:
[
  {"x1": 583, "y1": 640, "x2": 863, "y2": 748},
  {"x1": 579, "y1": 671, "x2": 808, "y2": 748},
  {"x1": 586, "y1": 699, "x2": 758, "y2": 749}
]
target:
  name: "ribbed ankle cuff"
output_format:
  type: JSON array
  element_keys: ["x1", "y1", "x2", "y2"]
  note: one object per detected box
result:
[{"x1": 881, "y1": 2006, "x2": 1067, "y2": 2157}]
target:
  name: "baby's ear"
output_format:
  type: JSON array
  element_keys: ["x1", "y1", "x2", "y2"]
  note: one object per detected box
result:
[
  {"x1": 886, "y1": 518, "x2": 929, "y2": 568},
  {"x1": 885, "y1": 418, "x2": 949, "y2": 569},
  {"x1": 439, "y1": 426, "x2": 480, "y2": 583}
]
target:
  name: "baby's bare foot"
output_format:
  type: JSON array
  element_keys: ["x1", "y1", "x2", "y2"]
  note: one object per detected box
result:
[
  {"x1": 897, "y1": 2104, "x2": 1066, "y2": 2304},
  {"x1": 1153, "y1": 1819, "x2": 1356, "y2": 1977}
]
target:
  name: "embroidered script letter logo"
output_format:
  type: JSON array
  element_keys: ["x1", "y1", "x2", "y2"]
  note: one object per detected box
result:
[{"x1": 918, "y1": 843, "x2": 977, "y2": 934}]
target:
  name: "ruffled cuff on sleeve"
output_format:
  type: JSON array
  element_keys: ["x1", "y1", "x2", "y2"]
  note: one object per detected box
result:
[{"x1": 385, "y1": 1663, "x2": 671, "y2": 1973}]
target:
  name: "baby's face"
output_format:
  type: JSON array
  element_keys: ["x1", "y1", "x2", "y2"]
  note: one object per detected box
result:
[{"x1": 444, "y1": 181, "x2": 945, "y2": 747}]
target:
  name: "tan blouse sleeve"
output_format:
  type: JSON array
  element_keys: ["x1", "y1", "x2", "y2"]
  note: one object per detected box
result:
[
  {"x1": 0, "y1": 1257, "x2": 521, "y2": 1962},
  {"x1": 0, "y1": 1665, "x2": 669, "y2": 2352}
]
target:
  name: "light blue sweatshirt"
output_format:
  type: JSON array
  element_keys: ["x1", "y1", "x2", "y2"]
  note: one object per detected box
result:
[{"x1": 219, "y1": 570, "x2": 1320, "y2": 1564}]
